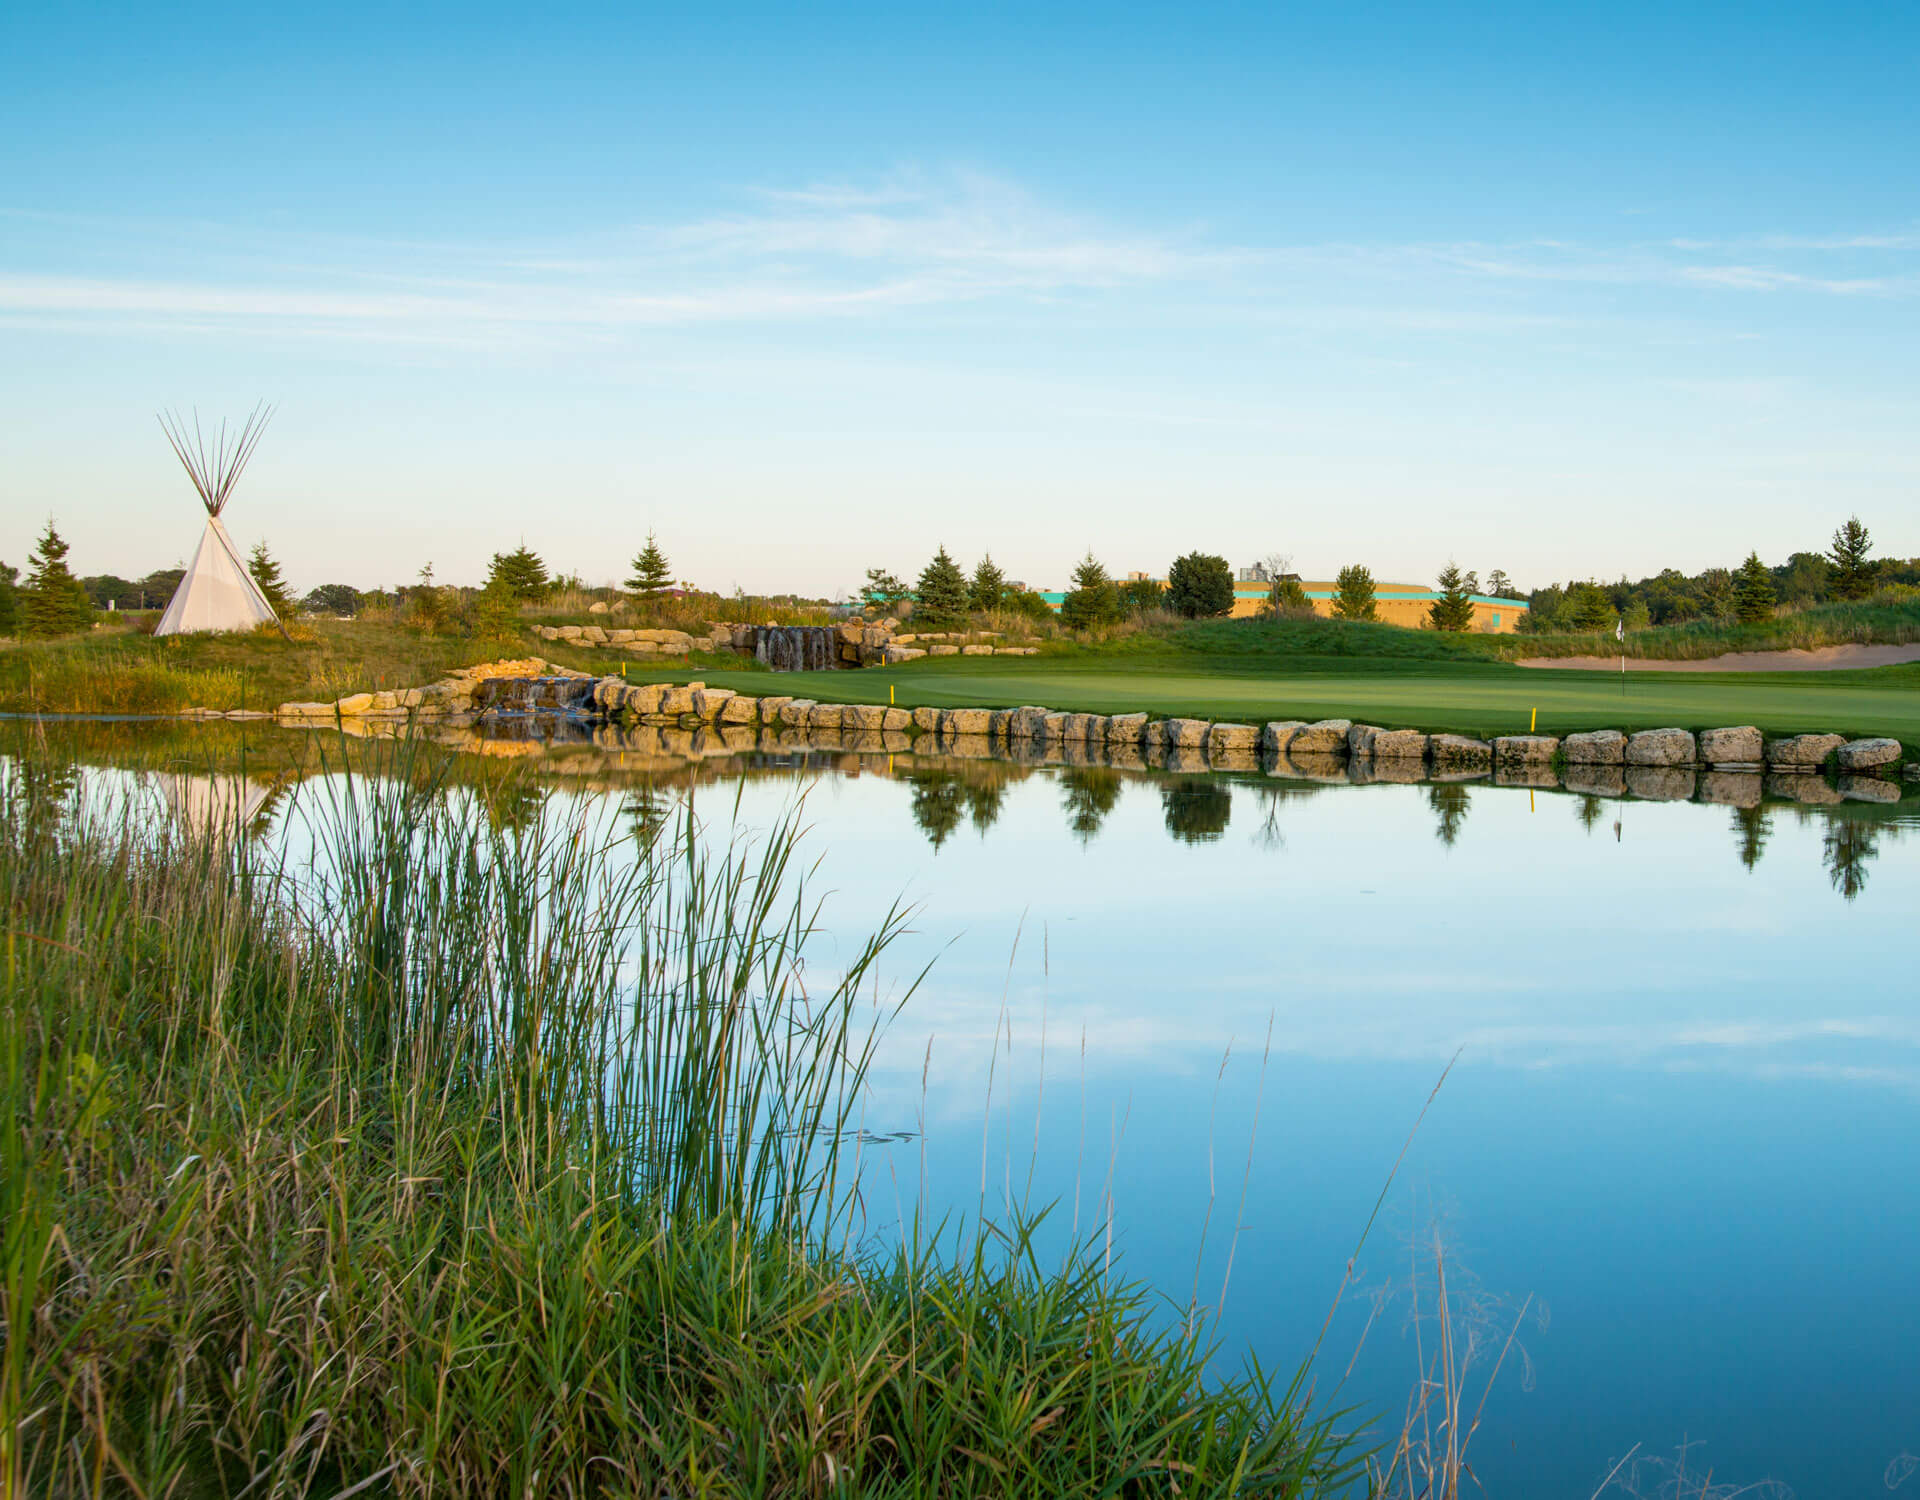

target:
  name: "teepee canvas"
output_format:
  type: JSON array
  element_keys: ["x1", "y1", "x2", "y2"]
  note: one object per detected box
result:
[{"x1": 155, "y1": 404, "x2": 283, "y2": 637}]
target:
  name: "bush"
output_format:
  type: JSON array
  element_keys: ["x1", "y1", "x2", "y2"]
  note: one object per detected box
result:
[{"x1": 1166, "y1": 552, "x2": 1234, "y2": 618}]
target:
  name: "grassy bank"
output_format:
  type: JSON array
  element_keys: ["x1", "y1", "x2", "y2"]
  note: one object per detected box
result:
[{"x1": 0, "y1": 744, "x2": 1365, "y2": 1497}]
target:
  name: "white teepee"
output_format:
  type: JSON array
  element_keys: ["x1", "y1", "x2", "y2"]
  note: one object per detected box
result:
[{"x1": 155, "y1": 404, "x2": 284, "y2": 636}]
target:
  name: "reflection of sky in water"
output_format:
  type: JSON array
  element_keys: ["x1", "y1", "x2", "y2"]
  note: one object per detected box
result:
[{"x1": 103, "y1": 757, "x2": 1920, "y2": 1494}]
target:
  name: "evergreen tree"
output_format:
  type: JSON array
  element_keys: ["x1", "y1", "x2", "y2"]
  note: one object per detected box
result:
[
  {"x1": 1332, "y1": 564, "x2": 1377, "y2": 621},
  {"x1": 626, "y1": 531, "x2": 674, "y2": 601},
  {"x1": 1828, "y1": 516, "x2": 1877, "y2": 600},
  {"x1": 247, "y1": 540, "x2": 294, "y2": 616},
  {"x1": 1567, "y1": 581, "x2": 1615, "y2": 632},
  {"x1": 0, "y1": 561, "x2": 18, "y2": 635},
  {"x1": 473, "y1": 576, "x2": 521, "y2": 642},
  {"x1": 1486, "y1": 569, "x2": 1517, "y2": 598},
  {"x1": 1166, "y1": 552, "x2": 1234, "y2": 618},
  {"x1": 860, "y1": 567, "x2": 909, "y2": 612},
  {"x1": 1697, "y1": 567, "x2": 1735, "y2": 620},
  {"x1": 1059, "y1": 552, "x2": 1120, "y2": 629},
  {"x1": 1733, "y1": 551, "x2": 1777, "y2": 622},
  {"x1": 913, "y1": 545, "x2": 971, "y2": 627},
  {"x1": 1428, "y1": 561, "x2": 1476, "y2": 632},
  {"x1": 22, "y1": 522, "x2": 94, "y2": 637},
  {"x1": 487, "y1": 543, "x2": 551, "y2": 603},
  {"x1": 969, "y1": 553, "x2": 1007, "y2": 612}
]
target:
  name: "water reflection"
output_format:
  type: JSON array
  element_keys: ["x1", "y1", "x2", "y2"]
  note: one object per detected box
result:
[
  {"x1": 1824, "y1": 818, "x2": 1879, "y2": 901},
  {"x1": 1731, "y1": 803, "x2": 1772, "y2": 872},
  {"x1": 1161, "y1": 778, "x2": 1232, "y2": 843},
  {"x1": 1059, "y1": 767, "x2": 1123, "y2": 845},
  {"x1": 1427, "y1": 782, "x2": 1471, "y2": 847}
]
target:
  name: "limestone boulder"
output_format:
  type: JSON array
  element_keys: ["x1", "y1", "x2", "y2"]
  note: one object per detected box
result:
[
  {"x1": 623, "y1": 684, "x2": 666, "y2": 715},
  {"x1": 1697, "y1": 727, "x2": 1762, "y2": 766},
  {"x1": 988, "y1": 709, "x2": 1016, "y2": 737},
  {"x1": 1562, "y1": 730, "x2": 1626, "y2": 764},
  {"x1": 1009, "y1": 707, "x2": 1051, "y2": 739},
  {"x1": 1766, "y1": 734, "x2": 1845, "y2": 768},
  {"x1": 1041, "y1": 712, "x2": 1072, "y2": 741},
  {"x1": 1105, "y1": 713, "x2": 1149, "y2": 743},
  {"x1": 588, "y1": 601, "x2": 609, "y2": 615},
  {"x1": 1626, "y1": 728, "x2": 1695, "y2": 767},
  {"x1": 928, "y1": 644, "x2": 960, "y2": 657},
  {"x1": 892, "y1": 634, "x2": 917, "y2": 645},
  {"x1": 1290, "y1": 719, "x2": 1352, "y2": 756},
  {"x1": 582, "y1": 625, "x2": 608, "y2": 644},
  {"x1": 942, "y1": 707, "x2": 992, "y2": 735},
  {"x1": 1207, "y1": 723, "x2": 1258, "y2": 753},
  {"x1": 808, "y1": 704, "x2": 848, "y2": 729},
  {"x1": 845, "y1": 704, "x2": 889, "y2": 730},
  {"x1": 1162, "y1": 717, "x2": 1209, "y2": 748},
  {"x1": 718, "y1": 695, "x2": 759, "y2": 725},
  {"x1": 1346, "y1": 724, "x2": 1385, "y2": 757},
  {"x1": 276, "y1": 701, "x2": 334, "y2": 718},
  {"x1": 883, "y1": 646, "x2": 927, "y2": 663},
  {"x1": 996, "y1": 647, "x2": 1039, "y2": 656},
  {"x1": 882, "y1": 707, "x2": 912, "y2": 731},
  {"x1": 1259, "y1": 720, "x2": 1305, "y2": 753},
  {"x1": 335, "y1": 693, "x2": 374, "y2": 716},
  {"x1": 1836, "y1": 737, "x2": 1902, "y2": 770},
  {"x1": 1371, "y1": 729, "x2": 1430, "y2": 761},
  {"x1": 910, "y1": 705, "x2": 941, "y2": 732},
  {"x1": 689, "y1": 688, "x2": 736, "y2": 719},
  {"x1": 658, "y1": 686, "x2": 697, "y2": 717},
  {"x1": 1494, "y1": 735, "x2": 1559, "y2": 766},
  {"x1": 962, "y1": 644, "x2": 994, "y2": 656}
]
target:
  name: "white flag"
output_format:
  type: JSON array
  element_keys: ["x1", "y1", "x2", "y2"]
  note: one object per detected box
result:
[{"x1": 1616, "y1": 617, "x2": 1625, "y2": 642}]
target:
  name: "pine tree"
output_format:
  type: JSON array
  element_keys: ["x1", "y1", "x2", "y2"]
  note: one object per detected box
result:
[
  {"x1": 1060, "y1": 553, "x2": 1120, "y2": 629},
  {"x1": 1486, "y1": 569, "x2": 1516, "y2": 598},
  {"x1": 913, "y1": 545, "x2": 971, "y2": 627},
  {"x1": 626, "y1": 532, "x2": 674, "y2": 601},
  {"x1": 473, "y1": 576, "x2": 521, "y2": 642},
  {"x1": 1828, "y1": 516, "x2": 1877, "y2": 600},
  {"x1": 1332, "y1": 564, "x2": 1377, "y2": 621},
  {"x1": 487, "y1": 543, "x2": 551, "y2": 603},
  {"x1": 860, "y1": 568, "x2": 909, "y2": 611},
  {"x1": 247, "y1": 540, "x2": 294, "y2": 617},
  {"x1": 1428, "y1": 561, "x2": 1476, "y2": 632},
  {"x1": 969, "y1": 553, "x2": 1007, "y2": 612},
  {"x1": 0, "y1": 561, "x2": 18, "y2": 636},
  {"x1": 1567, "y1": 581, "x2": 1614, "y2": 632},
  {"x1": 1734, "y1": 551, "x2": 1776, "y2": 623},
  {"x1": 22, "y1": 522, "x2": 94, "y2": 637}
]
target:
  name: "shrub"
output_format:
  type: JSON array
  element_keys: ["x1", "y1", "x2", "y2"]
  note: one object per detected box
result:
[
  {"x1": 301, "y1": 583, "x2": 361, "y2": 617},
  {"x1": 1166, "y1": 552, "x2": 1234, "y2": 618},
  {"x1": 1118, "y1": 576, "x2": 1165, "y2": 615},
  {"x1": 1333, "y1": 564, "x2": 1377, "y2": 622}
]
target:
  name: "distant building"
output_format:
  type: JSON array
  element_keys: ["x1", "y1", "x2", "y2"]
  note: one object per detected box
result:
[
  {"x1": 1037, "y1": 579, "x2": 1531, "y2": 633},
  {"x1": 1236, "y1": 562, "x2": 1271, "y2": 583}
]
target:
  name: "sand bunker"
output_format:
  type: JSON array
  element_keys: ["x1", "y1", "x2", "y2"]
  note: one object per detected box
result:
[{"x1": 1518, "y1": 642, "x2": 1920, "y2": 673}]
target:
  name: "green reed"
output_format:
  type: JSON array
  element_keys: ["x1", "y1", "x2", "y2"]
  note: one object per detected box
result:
[{"x1": 0, "y1": 739, "x2": 1368, "y2": 1497}]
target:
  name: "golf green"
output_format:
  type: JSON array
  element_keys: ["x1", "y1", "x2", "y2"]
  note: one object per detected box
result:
[{"x1": 639, "y1": 655, "x2": 1920, "y2": 748}]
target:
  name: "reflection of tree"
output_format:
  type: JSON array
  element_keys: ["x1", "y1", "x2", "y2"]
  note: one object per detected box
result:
[
  {"x1": 623, "y1": 785, "x2": 675, "y2": 850},
  {"x1": 1574, "y1": 794, "x2": 1605, "y2": 834},
  {"x1": 1730, "y1": 804, "x2": 1771, "y2": 872},
  {"x1": 1427, "y1": 783, "x2": 1470, "y2": 848},
  {"x1": 907, "y1": 771, "x2": 968, "y2": 850},
  {"x1": 1823, "y1": 818, "x2": 1880, "y2": 901},
  {"x1": 7, "y1": 755, "x2": 81, "y2": 845},
  {"x1": 965, "y1": 780, "x2": 1007, "y2": 837},
  {"x1": 1161, "y1": 779, "x2": 1231, "y2": 844},
  {"x1": 1060, "y1": 768, "x2": 1122, "y2": 844}
]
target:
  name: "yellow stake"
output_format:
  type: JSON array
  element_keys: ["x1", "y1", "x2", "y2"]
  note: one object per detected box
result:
[
  {"x1": 1530, "y1": 706, "x2": 1537, "y2": 733},
  {"x1": 890, "y1": 684, "x2": 895, "y2": 706}
]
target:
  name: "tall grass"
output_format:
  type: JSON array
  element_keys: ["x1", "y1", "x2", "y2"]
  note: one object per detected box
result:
[{"x1": 0, "y1": 741, "x2": 1368, "y2": 1497}]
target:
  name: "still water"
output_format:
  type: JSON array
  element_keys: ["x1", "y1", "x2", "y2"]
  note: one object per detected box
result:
[{"x1": 30, "y1": 723, "x2": 1920, "y2": 1496}]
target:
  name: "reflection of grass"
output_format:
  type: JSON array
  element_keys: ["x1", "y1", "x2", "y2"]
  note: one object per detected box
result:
[{"x1": 2, "y1": 738, "x2": 1368, "y2": 1497}]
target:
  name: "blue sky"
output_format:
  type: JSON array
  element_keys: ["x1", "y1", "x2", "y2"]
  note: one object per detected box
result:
[{"x1": 3, "y1": 2, "x2": 1916, "y2": 596}]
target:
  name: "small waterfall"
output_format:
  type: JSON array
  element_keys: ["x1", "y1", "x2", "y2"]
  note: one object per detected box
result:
[
  {"x1": 752, "y1": 625, "x2": 840, "y2": 672},
  {"x1": 471, "y1": 676, "x2": 596, "y2": 714}
]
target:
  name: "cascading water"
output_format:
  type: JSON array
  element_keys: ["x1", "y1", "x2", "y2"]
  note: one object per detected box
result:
[{"x1": 752, "y1": 625, "x2": 840, "y2": 672}]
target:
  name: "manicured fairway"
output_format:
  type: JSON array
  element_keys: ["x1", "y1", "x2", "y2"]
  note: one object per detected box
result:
[{"x1": 644, "y1": 654, "x2": 1920, "y2": 748}]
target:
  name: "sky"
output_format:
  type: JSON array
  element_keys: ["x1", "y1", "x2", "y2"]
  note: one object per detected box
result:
[{"x1": 2, "y1": 1, "x2": 1916, "y2": 598}]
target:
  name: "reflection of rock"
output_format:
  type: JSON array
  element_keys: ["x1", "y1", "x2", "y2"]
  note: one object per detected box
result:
[
  {"x1": 1208, "y1": 745, "x2": 1259, "y2": 772},
  {"x1": 1494, "y1": 764, "x2": 1559, "y2": 789},
  {"x1": 1766, "y1": 734, "x2": 1844, "y2": 768},
  {"x1": 1429, "y1": 735, "x2": 1493, "y2": 772},
  {"x1": 1765, "y1": 772, "x2": 1842, "y2": 806},
  {"x1": 1562, "y1": 730, "x2": 1626, "y2": 764},
  {"x1": 1836, "y1": 737, "x2": 1901, "y2": 770},
  {"x1": 1363, "y1": 757, "x2": 1425, "y2": 784},
  {"x1": 1164, "y1": 745, "x2": 1209, "y2": 774},
  {"x1": 1839, "y1": 774, "x2": 1901, "y2": 804},
  {"x1": 1285, "y1": 751, "x2": 1350, "y2": 784},
  {"x1": 943, "y1": 732, "x2": 993, "y2": 759},
  {"x1": 1290, "y1": 719, "x2": 1352, "y2": 756},
  {"x1": 1697, "y1": 770, "x2": 1763, "y2": 808},
  {"x1": 1626, "y1": 728, "x2": 1695, "y2": 766},
  {"x1": 1562, "y1": 764, "x2": 1626, "y2": 798},
  {"x1": 1698, "y1": 726, "x2": 1762, "y2": 766},
  {"x1": 1626, "y1": 765, "x2": 1695, "y2": 801},
  {"x1": 1108, "y1": 742, "x2": 1146, "y2": 771}
]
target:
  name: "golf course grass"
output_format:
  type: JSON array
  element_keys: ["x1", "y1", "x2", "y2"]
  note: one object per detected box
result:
[{"x1": 637, "y1": 649, "x2": 1920, "y2": 749}]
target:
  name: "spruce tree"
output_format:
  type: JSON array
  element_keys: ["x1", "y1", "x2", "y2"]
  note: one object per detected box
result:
[
  {"x1": 913, "y1": 545, "x2": 971, "y2": 627},
  {"x1": 1060, "y1": 553, "x2": 1120, "y2": 629},
  {"x1": 626, "y1": 531, "x2": 674, "y2": 601},
  {"x1": 1828, "y1": 516, "x2": 1877, "y2": 600},
  {"x1": 969, "y1": 553, "x2": 1007, "y2": 612},
  {"x1": 1428, "y1": 561, "x2": 1476, "y2": 631},
  {"x1": 0, "y1": 561, "x2": 18, "y2": 635},
  {"x1": 23, "y1": 522, "x2": 94, "y2": 637},
  {"x1": 487, "y1": 543, "x2": 551, "y2": 603},
  {"x1": 1332, "y1": 564, "x2": 1377, "y2": 621},
  {"x1": 473, "y1": 576, "x2": 521, "y2": 642},
  {"x1": 1567, "y1": 581, "x2": 1615, "y2": 632},
  {"x1": 1734, "y1": 552, "x2": 1776, "y2": 622},
  {"x1": 247, "y1": 540, "x2": 294, "y2": 616}
]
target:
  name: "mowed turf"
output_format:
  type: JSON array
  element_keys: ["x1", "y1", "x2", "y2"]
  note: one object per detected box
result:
[{"x1": 637, "y1": 652, "x2": 1920, "y2": 748}]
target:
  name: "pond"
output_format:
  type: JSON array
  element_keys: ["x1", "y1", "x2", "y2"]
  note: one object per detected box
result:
[{"x1": 13, "y1": 717, "x2": 1920, "y2": 1497}]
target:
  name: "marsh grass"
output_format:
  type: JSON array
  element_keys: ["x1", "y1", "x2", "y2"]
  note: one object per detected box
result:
[{"x1": 0, "y1": 741, "x2": 1368, "y2": 1497}]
